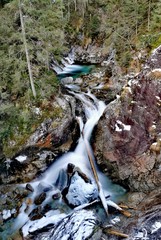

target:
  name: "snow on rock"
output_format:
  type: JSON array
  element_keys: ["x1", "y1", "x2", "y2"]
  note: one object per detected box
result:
[
  {"x1": 2, "y1": 208, "x2": 16, "y2": 220},
  {"x1": 151, "y1": 221, "x2": 161, "y2": 234},
  {"x1": 110, "y1": 216, "x2": 120, "y2": 225},
  {"x1": 31, "y1": 210, "x2": 97, "y2": 240},
  {"x1": 115, "y1": 120, "x2": 131, "y2": 132},
  {"x1": 51, "y1": 210, "x2": 97, "y2": 240},
  {"x1": 152, "y1": 68, "x2": 161, "y2": 73},
  {"x1": 66, "y1": 172, "x2": 98, "y2": 206},
  {"x1": 15, "y1": 155, "x2": 27, "y2": 162},
  {"x1": 22, "y1": 210, "x2": 66, "y2": 237},
  {"x1": 33, "y1": 107, "x2": 41, "y2": 116}
]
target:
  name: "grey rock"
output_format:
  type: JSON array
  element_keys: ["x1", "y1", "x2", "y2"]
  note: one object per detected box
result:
[{"x1": 60, "y1": 76, "x2": 74, "y2": 85}]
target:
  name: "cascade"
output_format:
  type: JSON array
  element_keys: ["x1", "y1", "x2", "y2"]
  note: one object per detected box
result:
[{"x1": 3, "y1": 65, "x2": 126, "y2": 239}]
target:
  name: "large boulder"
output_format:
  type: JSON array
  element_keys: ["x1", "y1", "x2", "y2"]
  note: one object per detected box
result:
[{"x1": 94, "y1": 46, "x2": 161, "y2": 193}]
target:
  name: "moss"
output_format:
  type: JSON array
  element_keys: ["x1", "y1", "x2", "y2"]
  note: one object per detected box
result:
[
  {"x1": 2, "y1": 94, "x2": 63, "y2": 157},
  {"x1": 151, "y1": 34, "x2": 161, "y2": 50}
]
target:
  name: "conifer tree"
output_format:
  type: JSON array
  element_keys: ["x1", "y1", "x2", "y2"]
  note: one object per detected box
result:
[{"x1": 19, "y1": 0, "x2": 36, "y2": 98}]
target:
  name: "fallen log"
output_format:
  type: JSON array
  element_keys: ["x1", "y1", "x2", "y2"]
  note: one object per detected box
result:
[{"x1": 104, "y1": 228, "x2": 129, "y2": 238}]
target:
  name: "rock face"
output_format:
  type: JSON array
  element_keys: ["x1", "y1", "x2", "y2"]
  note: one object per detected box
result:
[
  {"x1": 0, "y1": 95, "x2": 78, "y2": 184},
  {"x1": 73, "y1": 45, "x2": 109, "y2": 64},
  {"x1": 94, "y1": 46, "x2": 161, "y2": 193}
]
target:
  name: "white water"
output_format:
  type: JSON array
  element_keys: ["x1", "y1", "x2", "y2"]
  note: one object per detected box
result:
[{"x1": 12, "y1": 84, "x2": 126, "y2": 237}]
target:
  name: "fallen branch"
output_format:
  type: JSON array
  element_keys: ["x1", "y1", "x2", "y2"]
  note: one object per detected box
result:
[
  {"x1": 76, "y1": 117, "x2": 109, "y2": 215},
  {"x1": 104, "y1": 228, "x2": 129, "y2": 238}
]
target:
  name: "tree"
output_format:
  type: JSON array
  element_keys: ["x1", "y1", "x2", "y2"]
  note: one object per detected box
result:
[
  {"x1": 150, "y1": 0, "x2": 161, "y2": 31},
  {"x1": 19, "y1": 0, "x2": 36, "y2": 98}
]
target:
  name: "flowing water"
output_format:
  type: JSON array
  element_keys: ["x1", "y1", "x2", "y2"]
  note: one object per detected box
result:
[{"x1": 1, "y1": 65, "x2": 126, "y2": 239}]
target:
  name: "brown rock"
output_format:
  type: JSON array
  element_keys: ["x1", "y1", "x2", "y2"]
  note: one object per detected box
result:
[{"x1": 34, "y1": 192, "x2": 46, "y2": 205}]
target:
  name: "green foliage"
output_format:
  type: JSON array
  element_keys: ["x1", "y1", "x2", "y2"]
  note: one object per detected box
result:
[
  {"x1": 150, "y1": 0, "x2": 161, "y2": 31},
  {"x1": 1, "y1": 0, "x2": 161, "y2": 157},
  {"x1": 0, "y1": 0, "x2": 66, "y2": 155}
]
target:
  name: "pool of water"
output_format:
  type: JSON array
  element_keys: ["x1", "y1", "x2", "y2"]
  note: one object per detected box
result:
[{"x1": 57, "y1": 64, "x2": 95, "y2": 79}]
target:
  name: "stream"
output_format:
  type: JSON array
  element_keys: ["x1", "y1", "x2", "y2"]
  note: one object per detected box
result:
[{"x1": 1, "y1": 65, "x2": 126, "y2": 239}]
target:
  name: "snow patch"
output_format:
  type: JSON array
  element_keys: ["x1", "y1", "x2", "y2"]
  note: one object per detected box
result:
[
  {"x1": 123, "y1": 86, "x2": 132, "y2": 94},
  {"x1": 151, "y1": 221, "x2": 161, "y2": 234},
  {"x1": 115, "y1": 120, "x2": 131, "y2": 132},
  {"x1": 151, "y1": 68, "x2": 161, "y2": 73},
  {"x1": 110, "y1": 216, "x2": 120, "y2": 224},
  {"x1": 15, "y1": 155, "x2": 27, "y2": 162},
  {"x1": 93, "y1": 83, "x2": 105, "y2": 89},
  {"x1": 3, "y1": 208, "x2": 17, "y2": 220},
  {"x1": 151, "y1": 142, "x2": 157, "y2": 146},
  {"x1": 33, "y1": 107, "x2": 41, "y2": 115}
]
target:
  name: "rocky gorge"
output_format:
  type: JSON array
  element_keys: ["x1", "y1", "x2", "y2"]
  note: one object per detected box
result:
[{"x1": 0, "y1": 44, "x2": 161, "y2": 240}]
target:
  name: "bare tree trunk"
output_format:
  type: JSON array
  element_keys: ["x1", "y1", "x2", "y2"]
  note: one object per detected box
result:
[
  {"x1": 19, "y1": 0, "x2": 36, "y2": 98},
  {"x1": 74, "y1": 0, "x2": 77, "y2": 11},
  {"x1": 135, "y1": 0, "x2": 138, "y2": 36},
  {"x1": 148, "y1": 0, "x2": 151, "y2": 31}
]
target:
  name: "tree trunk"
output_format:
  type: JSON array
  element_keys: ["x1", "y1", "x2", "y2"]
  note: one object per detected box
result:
[
  {"x1": 148, "y1": 0, "x2": 151, "y2": 31},
  {"x1": 19, "y1": 0, "x2": 36, "y2": 98},
  {"x1": 135, "y1": 0, "x2": 138, "y2": 36}
]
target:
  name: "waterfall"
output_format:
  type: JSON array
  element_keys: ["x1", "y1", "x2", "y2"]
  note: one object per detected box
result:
[{"x1": 11, "y1": 73, "x2": 126, "y2": 239}]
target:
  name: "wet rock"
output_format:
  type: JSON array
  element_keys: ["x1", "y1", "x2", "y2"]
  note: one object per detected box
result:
[
  {"x1": 29, "y1": 206, "x2": 43, "y2": 221},
  {"x1": 127, "y1": 192, "x2": 146, "y2": 208},
  {"x1": 0, "y1": 215, "x2": 3, "y2": 225},
  {"x1": 52, "y1": 192, "x2": 61, "y2": 200},
  {"x1": 67, "y1": 163, "x2": 75, "y2": 176},
  {"x1": 34, "y1": 192, "x2": 46, "y2": 205},
  {"x1": 26, "y1": 184, "x2": 34, "y2": 192}
]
